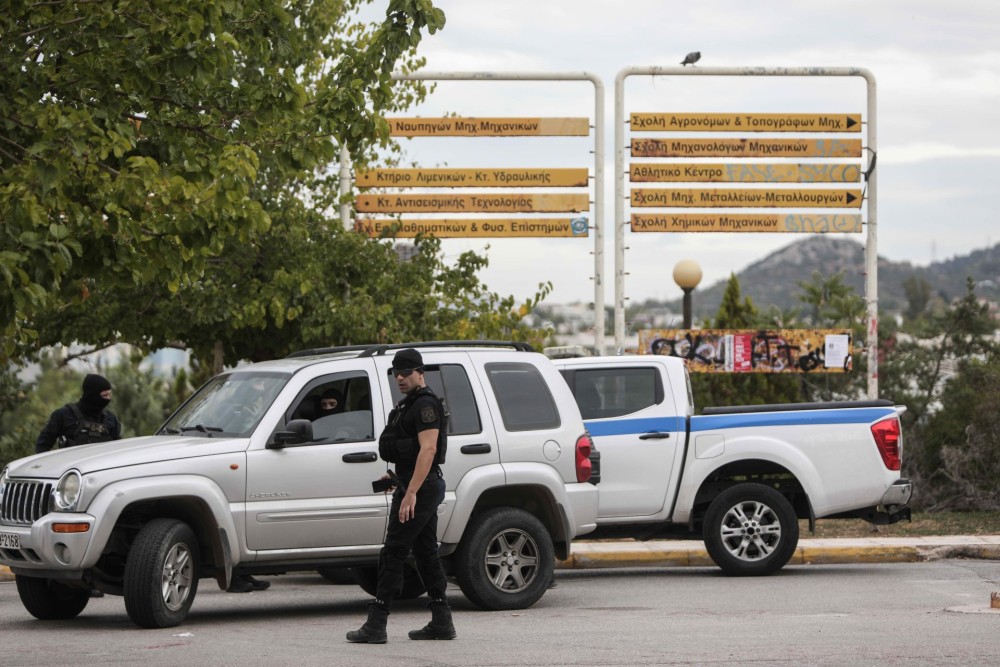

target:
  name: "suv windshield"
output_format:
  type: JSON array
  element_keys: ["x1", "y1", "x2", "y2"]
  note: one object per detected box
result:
[{"x1": 158, "y1": 372, "x2": 290, "y2": 437}]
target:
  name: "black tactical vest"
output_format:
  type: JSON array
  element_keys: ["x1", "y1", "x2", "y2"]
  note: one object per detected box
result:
[
  {"x1": 378, "y1": 387, "x2": 448, "y2": 467},
  {"x1": 63, "y1": 403, "x2": 115, "y2": 447}
]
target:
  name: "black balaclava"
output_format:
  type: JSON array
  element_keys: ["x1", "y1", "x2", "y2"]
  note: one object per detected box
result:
[
  {"x1": 79, "y1": 374, "x2": 112, "y2": 416},
  {"x1": 318, "y1": 388, "x2": 344, "y2": 416}
]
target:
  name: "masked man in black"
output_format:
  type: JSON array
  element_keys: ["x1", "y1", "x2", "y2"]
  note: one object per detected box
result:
[
  {"x1": 347, "y1": 348, "x2": 456, "y2": 644},
  {"x1": 36, "y1": 373, "x2": 122, "y2": 453}
]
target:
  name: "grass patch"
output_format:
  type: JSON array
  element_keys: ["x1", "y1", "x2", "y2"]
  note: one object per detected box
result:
[{"x1": 804, "y1": 511, "x2": 1000, "y2": 538}]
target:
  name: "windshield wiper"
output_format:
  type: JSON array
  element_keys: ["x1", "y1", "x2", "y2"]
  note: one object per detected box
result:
[
  {"x1": 179, "y1": 425, "x2": 224, "y2": 437},
  {"x1": 158, "y1": 427, "x2": 181, "y2": 435}
]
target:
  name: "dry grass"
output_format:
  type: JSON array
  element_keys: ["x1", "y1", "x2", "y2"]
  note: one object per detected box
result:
[{"x1": 804, "y1": 511, "x2": 1000, "y2": 538}]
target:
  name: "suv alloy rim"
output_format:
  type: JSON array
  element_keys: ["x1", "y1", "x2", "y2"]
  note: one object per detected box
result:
[
  {"x1": 483, "y1": 527, "x2": 539, "y2": 592},
  {"x1": 718, "y1": 499, "x2": 782, "y2": 562},
  {"x1": 161, "y1": 542, "x2": 194, "y2": 611}
]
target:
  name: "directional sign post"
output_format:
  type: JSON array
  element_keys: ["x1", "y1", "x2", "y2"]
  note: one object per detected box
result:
[{"x1": 614, "y1": 66, "x2": 878, "y2": 395}]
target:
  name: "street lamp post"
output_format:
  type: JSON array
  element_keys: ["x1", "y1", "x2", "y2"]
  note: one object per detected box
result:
[{"x1": 672, "y1": 260, "x2": 703, "y2": 329}]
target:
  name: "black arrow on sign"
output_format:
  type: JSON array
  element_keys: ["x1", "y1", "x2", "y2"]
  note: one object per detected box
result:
[
  {"x1": 846, "y1": 192, "x2": 858, "y2": 205},
  {"x1": 846, "y1": 116, "x2": 858, "y2": 129}
]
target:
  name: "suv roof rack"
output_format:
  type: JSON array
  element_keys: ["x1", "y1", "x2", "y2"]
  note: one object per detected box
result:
[{"x1": 286, "y1": 340, "x2": 534, "y2": 359}]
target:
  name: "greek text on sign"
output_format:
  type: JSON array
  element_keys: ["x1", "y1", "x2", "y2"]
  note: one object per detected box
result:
[
  {"x1": 386, "y1": 117, "x2": 590, "y2": 137},
  {"x1": 631, "y1": 213, "x2": 862, "y2": 233},
  {"x1": 356, "y1": 193, "x2": 589, "y2": 213},
  {"x1": 631, "y1": 188, "x2": 862, "y2": 208},
  {"x1": 629, "y1": 163, "x2": 861, "y2": 183},
  {"x1": 631, "y1": 138, "x2": 862, "y2": 158},
  {"x1": 355, "y1": 168, "x2": 589, "y2": 188},
  {"x1": 637, "y1": 329, "x2": 853, "y2": 374},
  {"x1": 354, "y1": 217, "x2": 589, "y2": 238},
  {"x1": 630, "y1": 113, "x2": 861, "y2": 133}
]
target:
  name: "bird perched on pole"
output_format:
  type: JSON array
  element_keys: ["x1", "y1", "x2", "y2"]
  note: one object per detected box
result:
[{"x1": 680, "y1": 51, "x2": 701, "y2": 66}]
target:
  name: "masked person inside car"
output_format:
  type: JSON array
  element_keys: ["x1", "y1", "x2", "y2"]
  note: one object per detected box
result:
[{"x1": 347, "y1": 348, "x2": 456, "y2": 644}]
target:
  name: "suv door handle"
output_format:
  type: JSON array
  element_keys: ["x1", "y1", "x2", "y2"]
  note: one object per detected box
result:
[
  {"x1": 343, "y1": 452, "x2": 377, "y2": 462},
  {"x1": 639, "y1": 432, "x2": 671, "y2": 440},
  {"x1": 460, "y1": 443, "x2": 492, "y2": 454}
]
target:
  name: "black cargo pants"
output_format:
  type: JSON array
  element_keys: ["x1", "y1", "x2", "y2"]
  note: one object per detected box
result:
[{"x1": 375, "y1": 472, "x2": 448, "y2": 606}]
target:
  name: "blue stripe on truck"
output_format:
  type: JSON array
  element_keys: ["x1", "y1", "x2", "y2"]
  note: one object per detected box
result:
[{"x1": 585, "y1": 407, "x2": 896, "y2": 437}]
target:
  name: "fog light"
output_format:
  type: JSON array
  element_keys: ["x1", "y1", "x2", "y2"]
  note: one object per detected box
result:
[{"x1": 54, "y1": 543, "x2": 70, "y2": 565}]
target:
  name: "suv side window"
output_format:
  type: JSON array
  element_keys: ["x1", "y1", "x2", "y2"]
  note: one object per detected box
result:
[
  {"x1": 571, "y1": 367, "x2": 663, "y2": 420},
  {"x1": 387, "y1": 364, "x2": 482, "y2": 436},
  {"x1": 286, "y1": 371, "x2": 374, "y2": 444},
  {"x1": 485, "y1": 362, "x2": 560, "y2": 431}
]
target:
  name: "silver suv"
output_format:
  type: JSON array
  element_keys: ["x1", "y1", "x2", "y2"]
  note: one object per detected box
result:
[{"x1": 0, "y1": 342, "x2": 599, "y2": 628}]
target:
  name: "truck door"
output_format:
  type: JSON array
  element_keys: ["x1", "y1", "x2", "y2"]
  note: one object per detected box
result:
[{"x1": 561, "y1": 364, "x2": 683, "y2": 519}]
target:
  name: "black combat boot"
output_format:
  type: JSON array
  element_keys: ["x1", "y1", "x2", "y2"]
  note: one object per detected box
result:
[
  {"x1": 408, "y1": 598, "x2": 457, "y2": 640},
  {"x1": 346, "y1": 602, "x2": 389, "y2": 644}
]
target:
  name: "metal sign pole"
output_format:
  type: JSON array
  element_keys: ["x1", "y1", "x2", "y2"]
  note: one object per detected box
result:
[{"x1": 390, "y1": 71, "x2": 606, "y2": 354}]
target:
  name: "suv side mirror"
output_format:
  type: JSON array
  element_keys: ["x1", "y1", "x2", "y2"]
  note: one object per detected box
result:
[{"x1": 269, "y1": 419, "x2": 314, "y2": 448}]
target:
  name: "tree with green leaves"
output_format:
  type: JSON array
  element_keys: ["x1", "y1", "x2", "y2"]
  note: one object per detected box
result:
[{"x1": 1, "y1": 0, "x2": 446, "y2": 359}]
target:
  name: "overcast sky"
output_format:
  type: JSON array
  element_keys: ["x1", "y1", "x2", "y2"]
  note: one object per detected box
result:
[{"x1": 362, "y1": 0, "x2": 1000, "y2": 308}]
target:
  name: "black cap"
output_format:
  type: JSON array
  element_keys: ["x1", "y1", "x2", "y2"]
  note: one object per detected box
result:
[{"x1": 391, "y1": 348, "x2": 423, "y2": 371}]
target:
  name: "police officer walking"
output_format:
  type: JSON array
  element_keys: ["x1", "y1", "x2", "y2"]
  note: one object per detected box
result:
[
  {"x1": 36, "y1": 373, "x2": 122, "y2": 453},
  {"x1": 347, "y1": 348, "x2": 457, "y2": 644}
]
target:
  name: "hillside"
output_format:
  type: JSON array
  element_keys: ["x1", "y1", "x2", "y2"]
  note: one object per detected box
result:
[{"x1": 639, "y1": 237, "x2": 1000, "y2": 320}]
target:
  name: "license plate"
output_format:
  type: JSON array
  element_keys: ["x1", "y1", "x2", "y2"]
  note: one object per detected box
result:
[{"x1": 0, "y1": 531, "x2": 20, "y2": 549}]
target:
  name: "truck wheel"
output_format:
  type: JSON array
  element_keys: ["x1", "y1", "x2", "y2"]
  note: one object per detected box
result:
[
  {"x1": 15, "y1": 575, "x2": 90, "y2": 620},
  {"x1": 350, "y1": 563, "x2": 426, "y2": 599},
  {"x1": 123, "y1": 518, "x2": 200, "y2": 628},
  {"x1": 454, "y1": 507, "x2": 553, "y2": 610},
  {"x1": 703, "y1": 483, "x2": 799, "y2": 576}
]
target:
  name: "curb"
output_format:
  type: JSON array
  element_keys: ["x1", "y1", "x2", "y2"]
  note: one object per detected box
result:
[
  {"x1": 557, "y1": 541, "x2": 1000, "y2": 570},
  {"x1": 0, "y1": 564, "x2": 11, "y2": 583}
]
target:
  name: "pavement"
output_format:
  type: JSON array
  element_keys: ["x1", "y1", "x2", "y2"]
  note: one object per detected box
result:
[{"x1": 3, "y1": 536, "x2": 999, "y2": 583}]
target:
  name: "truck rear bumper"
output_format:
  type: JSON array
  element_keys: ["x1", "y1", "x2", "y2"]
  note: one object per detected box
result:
[{"x1": 880, "y1": 478, "x2": 912, "y2": 507}]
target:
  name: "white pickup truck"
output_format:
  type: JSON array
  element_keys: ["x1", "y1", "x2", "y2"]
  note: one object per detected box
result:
[{"x1": 553, "y1": 354, "x2": 911, "y2": 576}]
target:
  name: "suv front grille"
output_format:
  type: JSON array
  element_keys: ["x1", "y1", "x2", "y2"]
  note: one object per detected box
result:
[{"x1": 1, "y1": 480, "x2": 52, "y2": 525}]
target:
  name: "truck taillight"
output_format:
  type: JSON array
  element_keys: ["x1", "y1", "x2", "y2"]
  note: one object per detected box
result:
[
  {"x1": 575, "y1": 433, "x2": 593, "y2": 483},
  {"x1": 871, "y1": 418, "x2": 901, "y2": 471}
]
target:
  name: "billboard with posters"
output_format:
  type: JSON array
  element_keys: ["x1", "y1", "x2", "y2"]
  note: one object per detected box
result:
[{"x1": 637, "y1": 329, "x2": 853, "y2": 373}]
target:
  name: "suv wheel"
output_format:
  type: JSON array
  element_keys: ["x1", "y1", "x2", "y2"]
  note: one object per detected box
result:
[
  {"x1": 703, "y1": 482, "x2": 799, "y2": 576},
  {"x1": 454, "y1": 507, "x2": 553, "y2": 610},
  {"x1": 15, "y1": 575, "x2": 90, "y2": 620},
  {"x1": 123, "y1": 518, "x2": 200, "y2": 628}
]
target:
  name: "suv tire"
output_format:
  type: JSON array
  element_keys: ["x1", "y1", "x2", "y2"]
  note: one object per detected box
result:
[
  {"x1": 15, "y1": 575, "x2": 90, "y2": 620},
  {"x1": 124, "y1": 518, "x2": 200, "y2": 628},
  {"x1": 454, "y1": 507, "x2": 553, "y2": 610}
]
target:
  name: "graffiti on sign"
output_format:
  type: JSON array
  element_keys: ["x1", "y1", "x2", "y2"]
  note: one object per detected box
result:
[{"x1": 637, "y1": 329, "x2": 853, "y2": 373}]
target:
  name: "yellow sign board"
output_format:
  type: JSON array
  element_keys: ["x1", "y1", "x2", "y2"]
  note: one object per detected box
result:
[
  {"x1": 356, "y1": 193, "x2": 589, "y2": 213},
  {"x1": 631, "y1": 138, "x2": 862, "y2": 158},
  {"x1": 630, "y1": 162, "x2": 861, "y2": 183},
  {"x1": 631, "y1": 213, "x2": 862, "y2": 233},
  {"x1": 638, "y1": 329, "x2": 853, "y2": 373},
  {"x1": 630, "y1": 113, "x2": 862, "y2": 133},
  {"x1": 355, "y1": 168, "x2": 589, "y2": 188},
  {"x1": 386, "y1": 117, "x2": 590, "y2": 137},
  {"x1": 354, "y1": 217, "x2": 590, "y2": 238},
  {"x1": 631, "y1": 188, "x2": 862, "y2": 208}
]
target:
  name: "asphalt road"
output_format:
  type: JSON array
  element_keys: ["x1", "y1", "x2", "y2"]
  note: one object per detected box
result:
[{"x1": 1, "y1": 561, "x2": 999, "y2": 666}]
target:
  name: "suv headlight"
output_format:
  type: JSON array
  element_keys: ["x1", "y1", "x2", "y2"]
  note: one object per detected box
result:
[
  {"x1": 0, "y1": 467, "x2": 8, "y2": 504},
  {"x1": 52, "y1": 470, "x2": 83, "y2": 512}
]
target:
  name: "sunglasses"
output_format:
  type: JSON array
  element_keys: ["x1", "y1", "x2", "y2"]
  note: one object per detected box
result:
[{"x1": 389, "y1": 367, "x2": 421, "y2": 378}]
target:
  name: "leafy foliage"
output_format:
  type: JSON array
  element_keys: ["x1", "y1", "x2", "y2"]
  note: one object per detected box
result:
[{"x1": 1, "y1": 0, "x2": 446, "y2": 359}]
